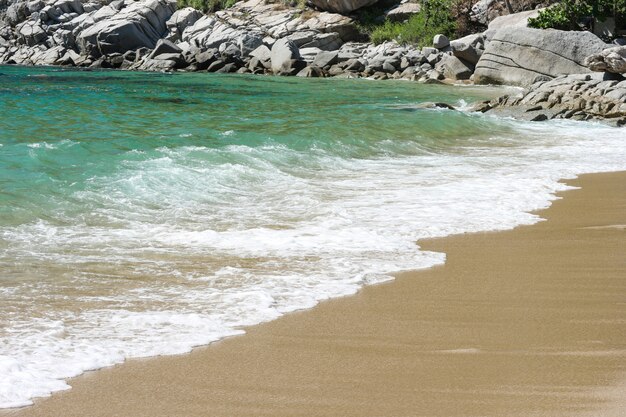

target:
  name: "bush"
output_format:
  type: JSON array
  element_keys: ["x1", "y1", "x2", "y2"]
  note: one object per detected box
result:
[
  {"x1": 177, "y1": 0, "x2": 238, "y2": 13},
  {"x1": 370, "y1": 0, "x2": 457, "y2": 46},
  {"x1": 528, "y1": 0, "x2": 626, "y2": 32}
]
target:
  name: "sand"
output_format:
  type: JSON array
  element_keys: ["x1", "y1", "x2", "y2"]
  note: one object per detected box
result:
[{"x1": 5, "y1": 171, "x2": 626, "y2": 417}]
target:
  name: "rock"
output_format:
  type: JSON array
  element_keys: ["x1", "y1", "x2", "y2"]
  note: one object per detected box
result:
[
  {"x1": 299, "y1": 47, "x2": 322, "y2": 62},
  {"x1": 308, "y1": 0, "x2": 377, "y2": 15},
  {"x1": 474, "y1": 28, "x2": 608, "y2": 86},
  {"x1": 270, "y1": 38, "x2": 301, "y2": 74},
  {"x1": 249, "y1": 44, "x2": 271, "y2": 62},
  {"x1": 469, "y1": 0, "x2": 496, "y2": 25},
  {"x1": 382, "y1": 61, "x2": 396, "y2": 73},
  {"x1": 296, "y1": 65, "x2": 325, "y2": 77},
  {"x1": 385, "y1": 2, "x2": 421, "y2": 22},
  {"x1": 238, "y1": 32, "x2": 264, "y2": 57},
  {"x1": 437, "y1": 54, "x2": 474, "y2": 80},
  {"x1": 141, "y1": 57, "x2": 176, "y2": 71},
  {"x1": 450, "y1": 38, "x2": 481, "y2": 65},
  {"x1": 215, "y1": 62, "x2": 238, "y2": 73},
  {"x1": 77, "y1": 0, "x2": 176, "y2": 57},
  {"x1": 301, "y1": 32, "x2": 342, "y2": 51},
  {"x1": 472, "y1": 72, "x2": 626, "y2": 124},
  {"x1": 6, "y1": 2, "x2": 30, "y2": 26},
  {"x1": 312, "y1": 50, "x2": 338, "y2": 68},
  {"x1": 195, "y1": 48, "x2": 219, "y2": 70},
  {"x1": 166, "y1": 7, "x2": 201, "y2": 41},
  {"x1": 484, "y1": 9, "x2": 544, "y2": 40},
  {"x1": 342, "y1": 57, "x2": 365, "y2": 72},
  {"x1": 585, "y1": 46, "x2": 626, "y2": 74},
  {"x1": 16, "y1": 20, "x2": 47, "y2": 46},
  {"x1": 148, "y1": 38, "x2": 181, "y2": 59},
  {"x1": 301, "y1": 12, "x2": 359, "y2": 42},
  {"x1": 450, "y1": 42, "x2": 480, "y2": 65},
  {"x1": 433, "y1": 34, "x2": 450, "y2": 49}
]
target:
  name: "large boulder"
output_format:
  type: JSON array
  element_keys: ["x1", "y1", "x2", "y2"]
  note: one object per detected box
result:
[
  {"x1": 484, "y1": 8, "x2": 543, "y2": 40},
  {"x1": 270, "y1": 37, "x2": 302, "y2": 74},
  {"x1": 436, "y1": 54, "x2": 474, "y2": 80},
  {"x1": 16, "y1": 20, "x2": 47, "y2": 46},
  {"x1": 474, "y1": 28, "x2": 608, "y2": 86},
  {"x1": 165, "y1": 6, "x2": 202, "y2": 41},
  {"x1": 6, "y1": 1, "x2": 30, "y2": 26},
  {"x1": 77, "y1": 0, "x2": 176, "y2": 57},
  {"x1": 585, "y1": 46, "x2": 626, "y2": 74},
  {"x1": 385, "y1": 2, "x2": 421, "y2": 22},
  {"x1": 308, "y1": 0, "x2": 377, "y2": 15}
]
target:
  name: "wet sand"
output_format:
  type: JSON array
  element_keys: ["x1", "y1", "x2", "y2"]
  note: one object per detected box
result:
[{"x1": 6, "y1": 171, "x2": 626, "y2": 417}]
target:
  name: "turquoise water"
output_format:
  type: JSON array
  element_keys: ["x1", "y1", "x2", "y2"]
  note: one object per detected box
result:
[{"x1": 1, "y1": 65, "x2": 625, "y2": 408}]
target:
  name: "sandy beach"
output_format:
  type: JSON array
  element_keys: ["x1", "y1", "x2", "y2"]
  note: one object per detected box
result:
[{"x1": 5, "y1": 170, "x2": 626, "y2": 417}]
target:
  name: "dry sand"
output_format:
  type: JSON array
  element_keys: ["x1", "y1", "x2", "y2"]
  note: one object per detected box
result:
[{"x1": 5, "y1": 171, "x2": 626, "y2": 417}]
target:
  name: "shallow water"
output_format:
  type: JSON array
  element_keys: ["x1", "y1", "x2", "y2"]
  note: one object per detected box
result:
[{"x1": 1, "y1": 65, "x2": 625, "y2": 408}]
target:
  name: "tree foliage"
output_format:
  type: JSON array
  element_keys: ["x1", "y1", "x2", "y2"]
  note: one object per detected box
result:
[
  {"x1": 527, "y1": 0, "x2": 626, "y2": 32},
  {"x1": 370, "y1": 0, "x2": 457, "y2": 46},
  {"x1": 177, "y1": 0, "x2": 238, "y2": 13}
]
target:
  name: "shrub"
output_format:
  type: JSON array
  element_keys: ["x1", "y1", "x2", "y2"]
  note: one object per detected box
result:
[
  {"x1": 528, "y1": 0, "x2": 626, "y2": 32},
  {"x1": 370, "y1": 0, "x2": 457, "y2": 46},
  {"x1": 177, "y1": 0, "x2": 238, "y2": 13}
]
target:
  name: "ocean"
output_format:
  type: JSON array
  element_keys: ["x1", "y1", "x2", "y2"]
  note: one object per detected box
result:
[{"x1": 1, "y1": 65, "x2": 625, "y2": 408}]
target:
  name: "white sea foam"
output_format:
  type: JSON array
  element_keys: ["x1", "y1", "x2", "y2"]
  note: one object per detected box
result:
[{"x1": 1, "y1": 118, "x2": 626, "y2": 408}]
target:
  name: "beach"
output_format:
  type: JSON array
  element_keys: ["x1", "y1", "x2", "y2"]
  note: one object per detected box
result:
[{"x1": 5, "y1": 170, "x2": 625, "y2": 417}]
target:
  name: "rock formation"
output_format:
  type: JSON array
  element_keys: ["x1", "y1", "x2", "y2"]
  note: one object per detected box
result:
[
  {"x1": 474, "y1": 27, "x2": 608, "y2": 86},
  {"x1": 471, "y1": 73, "x2": 626, "y2": 125},
  {"x1": 585, "y1": 46, "x2": 626, "y2": 74}
]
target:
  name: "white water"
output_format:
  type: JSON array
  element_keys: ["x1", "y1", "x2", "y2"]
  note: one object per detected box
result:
[{"x1": 1, "y1": 118, "x2": 626, "y2": 408}]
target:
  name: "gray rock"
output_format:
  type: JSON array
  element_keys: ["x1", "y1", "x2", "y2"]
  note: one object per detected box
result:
[
  {"x1": 585, "y1": 46, "x2": 626, "y2": 74},
  {"x1": 312, "y1": 50, "x2": 338, "y2": 68},
  {"x1": 474, "y1": 28, "x2": 608, "y2": 86},
  {"x1": 484, "y1": 9, "x2": 543, "y2": 41},
  {"x1": 469, "y1": 0, "x2": 495, "y2": 25},
  {"x1": 16, "y1": 20, "x2": 46, "y2": 46},
  {"x1": 249, "y1": 44, "x2": 271, "y2": 62},
  {"x1": 301, "y1": 32, "x2": 342, "y2": 51},
  {"x1": 195, "y1": 48, "x2": 219, "y2": 70},
  {"x1": 450, "y1": 41, "x2": 480, "y2": 65},
  {"x1": 437, "y1": 54, "x2": 474, "y2": 80},
  {"x1": 148, "y1": 38, "x2": 181, "y2": 59},
  {"x1": 141, "y1": 57, "x2": 176, "y2": 71},
  {"x1": 296, "y1": 65, "x2": 325, "y2": 77},
  {"x1": 166, "y1": 7, "x2": 201, "y2": 41},
  {"x1": 308, "y1": 0, "x2": 377, "y2": 15},
  {"x1": 238, "y1": 32, "x2": 264, "y2": 57},
  {"x1": 382, "y1": 61, "x2": 396, "y2": 73},
  {"x1": 433, "y1": 34, "x2": 449, "y2": 49},
  {"x1": 6, "y1": 2, "x2": 30, "y2": 26},
  {"x1": 385, "y1": 2, "x2": 421, "y2": 22},
  {"x1": 270, "y1": 38, "x2": 301, "y2": 74},
  {"x1": 77, "y1": 0, "x2": 176, "y2": 57},
  {"x1": 299, "y1": 47, "x2": 322, "y2": 63}
]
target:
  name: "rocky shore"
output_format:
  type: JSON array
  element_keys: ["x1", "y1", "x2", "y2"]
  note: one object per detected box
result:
[{"x1": 1, "y1": 0, "x2": 625, "y2": 124}]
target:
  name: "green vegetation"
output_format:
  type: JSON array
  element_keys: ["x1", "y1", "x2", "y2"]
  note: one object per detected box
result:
[
  {"x1": 527, "y1": 0, "x2": 626, "y2": 33},
  {"x1": 369, "y1": 0, "x2": 457, "y2": 46},
  {"x1": 177, "y1": 0, "x2": 238, "y2": 13}
]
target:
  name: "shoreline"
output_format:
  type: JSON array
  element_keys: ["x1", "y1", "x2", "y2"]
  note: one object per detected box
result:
[{"x1": 5, "y1": 170, "x2": 626, "y2": 417}]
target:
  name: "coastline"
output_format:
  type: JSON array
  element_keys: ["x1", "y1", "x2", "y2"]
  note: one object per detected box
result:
[{"x1": 5, "y1": 170, "x2": 625, "y2": 417}]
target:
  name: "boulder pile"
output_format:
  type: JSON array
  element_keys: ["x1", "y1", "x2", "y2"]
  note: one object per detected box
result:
[
  {"x1": 471, "y1": 73, "x2": 626, "y2": 125},
  {"x1": 0, "y1": 0, "x2": 624, "y2": 123}
]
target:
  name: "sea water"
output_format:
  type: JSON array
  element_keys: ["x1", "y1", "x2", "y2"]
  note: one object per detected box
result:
[{"x1": 1, "y1": 65, "x2": 625, "y2": 408}]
